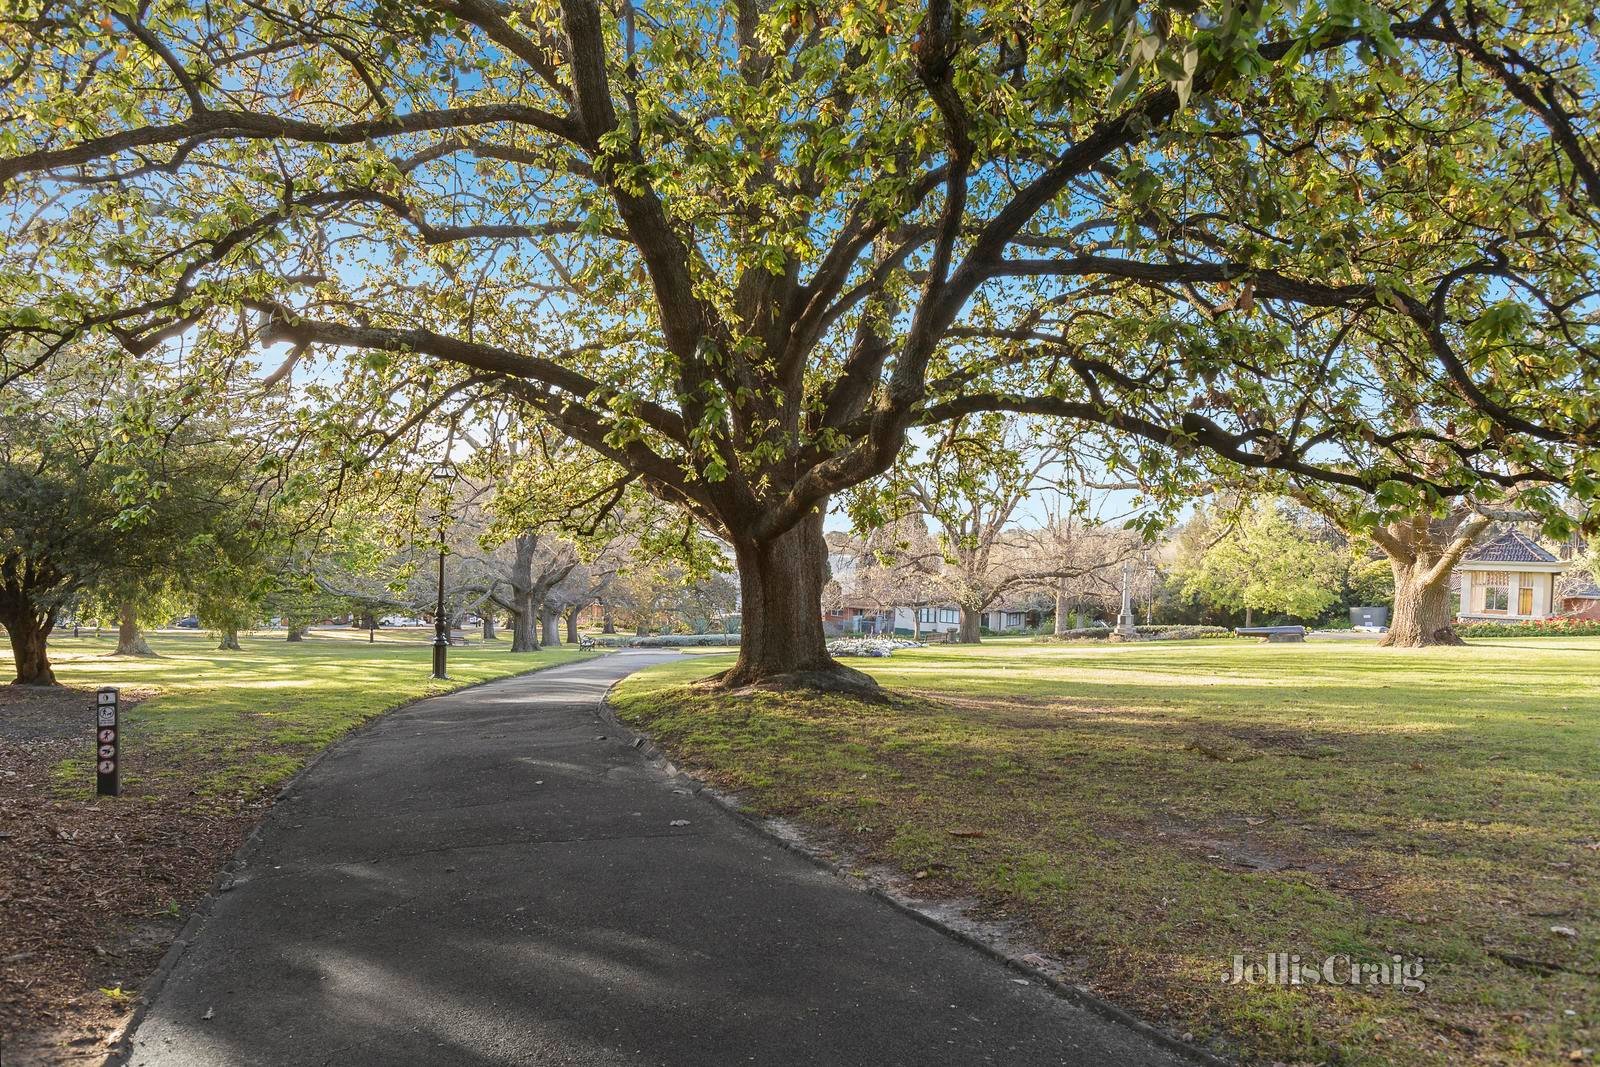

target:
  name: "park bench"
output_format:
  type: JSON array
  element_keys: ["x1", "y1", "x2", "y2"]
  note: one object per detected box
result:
[
  {"x1": 579, "y1": 636, "x2": 596, "y2": 651},
  {"x1": 1235, "y1": 625, "x2": 1306, "y2": 643}
]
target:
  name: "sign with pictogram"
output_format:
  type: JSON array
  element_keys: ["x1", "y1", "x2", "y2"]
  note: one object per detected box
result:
[{"x1": 95, "y1": 688, "x2": 119, "y2": 796}]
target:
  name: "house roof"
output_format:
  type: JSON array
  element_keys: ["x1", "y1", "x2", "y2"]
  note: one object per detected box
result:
[
  {"x1": 1560, "y1": 574, "x2": 1600, "y2": 599},
  {"x1": 1459, "y1": 530, "x2": 1563, "y2": 567}
]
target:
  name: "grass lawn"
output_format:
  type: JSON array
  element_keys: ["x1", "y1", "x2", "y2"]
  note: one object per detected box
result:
[
  {"x1": 611, "y1": 637, "x2": 1600, "y2": 1066},
  {"x1": 1, "y1": 627, "x2": 596, "y2": 1057},
  {"x1": 35, "y1": 627, "x2": 596, "y2": 798}
]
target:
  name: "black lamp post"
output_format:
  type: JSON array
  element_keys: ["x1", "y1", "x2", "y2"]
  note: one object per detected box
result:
[{"x1": 431, "y1": 460, "x2": 456, "y2": 679}]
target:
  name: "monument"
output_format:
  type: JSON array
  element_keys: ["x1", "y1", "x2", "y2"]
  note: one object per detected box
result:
[{"x1": 1114, "y1": 561, "x2": 1139, "y2": 639}]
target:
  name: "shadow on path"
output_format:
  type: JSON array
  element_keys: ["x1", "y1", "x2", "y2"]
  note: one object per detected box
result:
[{"x1": 124, "y1": 652, "x2": 1189, "y2": 1067}]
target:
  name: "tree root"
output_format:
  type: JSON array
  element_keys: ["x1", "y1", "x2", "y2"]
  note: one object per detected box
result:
[{"x1": 696, "y1": 661, "x2": 888, "y2": 703}]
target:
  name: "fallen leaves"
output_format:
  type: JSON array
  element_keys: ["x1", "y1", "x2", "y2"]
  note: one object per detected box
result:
[{"x1": 1, "y1": 688, "x2": 266, "y2": 1055}]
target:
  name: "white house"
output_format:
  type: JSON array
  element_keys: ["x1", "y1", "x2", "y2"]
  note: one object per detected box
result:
[
  {"x1": 1454, "y1": 530, "x2": 1569, "y2": 622},
  {"x1": 822, "y1": 602, "x2": 961, "y2": 637}
]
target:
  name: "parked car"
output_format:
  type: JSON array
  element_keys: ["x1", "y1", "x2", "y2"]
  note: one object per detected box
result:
[{"x1": 174, "y1": 616, "x2": 200, "y2": 628}]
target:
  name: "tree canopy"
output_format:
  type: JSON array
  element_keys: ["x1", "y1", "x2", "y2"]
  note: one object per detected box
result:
[{"x1": 3, "y1": 0, "x2": 1598, "y2": 683}]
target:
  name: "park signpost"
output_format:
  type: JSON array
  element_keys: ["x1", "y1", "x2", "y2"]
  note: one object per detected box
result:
[{"x1": 95, "y1": 687, "x2": 119, "y2": 797}]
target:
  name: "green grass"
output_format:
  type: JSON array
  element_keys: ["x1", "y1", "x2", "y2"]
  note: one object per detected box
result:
[
  {"x1": 13, "y1": 627, "x2": 597, "y2": 799},
  {"x1": 612, "y1": 637, "x2": 1600, "y2": 1066}
]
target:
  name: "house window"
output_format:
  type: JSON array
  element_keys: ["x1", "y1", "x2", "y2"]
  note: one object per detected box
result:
[
  {"x1": 1519, "y1": 586, "x2": 1533, "y2": 615},
  {"x1": 940, "y1": 608, "x2": 958, "y2": 623},
  {"x1": 1481, "y1": 571, "x2": 1509, "y2": 613},
  {"x1": 919, "y1": 608, "x2": 935, "y2": 623},
  {"x1": 1005, "y1": 612, "x2": 1024, "y2": 627}
]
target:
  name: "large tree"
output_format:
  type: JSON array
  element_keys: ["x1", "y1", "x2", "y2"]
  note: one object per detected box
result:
[
  {"x1": 0, "y1": 363, "x2": 244, "y2": 683},
  {"x1": 852, "y1": 414, "x2": 1128, "y2": 641},
  {"x1": 1169, "y1": 499, "x2": 1343, "y2": 625},
  {"x1": 3, "y1": 0, "x2": 1599, "y2": 685}
]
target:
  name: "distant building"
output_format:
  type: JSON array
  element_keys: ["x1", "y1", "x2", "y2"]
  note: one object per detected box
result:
[
  {"x1": 981, "y1": 604, "x2": 1042, "y2": 631},
  {"x1": 1559, "y1": 574, "x2": 1600, "y2": 620},
  {"x1": 822, "y1": 604, "x2": 961, "y2": 637},
  {"x1": 1454, "y1": 530, "x2": 1569, "y2": 622}
]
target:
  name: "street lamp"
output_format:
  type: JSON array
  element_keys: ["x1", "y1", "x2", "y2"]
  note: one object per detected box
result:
[{"x1": 431, "y1": 460, "x2": 456, "y2": 679}]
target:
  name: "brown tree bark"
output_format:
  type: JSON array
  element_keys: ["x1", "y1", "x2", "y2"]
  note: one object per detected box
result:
[
  {"x1": 509, "y1": 594, "x2": 539, "y2": 652},
  {"x1": 114, "y1": 602, "x2": 158, "y2": 656},
  {"x1": 217, "y1": 625, "x2": 241, "y2": 652},
  {"x1": 285, "y1": 617, "x2": 307, "y2": 642},
  {"x1": 541, "y1": 606, "x2": 561, "y2": 646},
  {"x1": 715, "y1": 510, "x2": 877, "y2": 696},
  {"x1": 1372, "y1": 511, "x2": 1490, "y2": 647},
  {"x1": 1, "y1": 606, "x2": 57, "y2": 685},
  {"x1": 481, "y1": 614, "x2": 497, "y2": 640},
  {"x1": 565, "y1": 604, "x2": 580, "y2": 644},
  {"x1": 1381, "y1": 560, "x2": 1461, "y2": 646},
  {"x1": 957, "y1": 606, "x2": 982, "y2": 644}
]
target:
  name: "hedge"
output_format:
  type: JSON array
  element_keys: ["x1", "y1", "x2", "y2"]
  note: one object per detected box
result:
[{"x1": 1454, "y1": 618, "x2": 1600, "y2": 638}]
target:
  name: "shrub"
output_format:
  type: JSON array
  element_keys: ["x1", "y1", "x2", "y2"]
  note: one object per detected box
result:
[
  {"x1": 610, "y1": 634, "x2": 741, "y2": 648},
  {"x1": 1454, "y1": 618, "x2": 1600, "y2": 638},
  {"x1": 1135, "y1": 624, "x2": 1233, "y2": 640},
  {"x1": 1036, "y1": 626, "x2": 1111, "y2": 641},
  {"x1": 1035, "y1": 623, "x2": 1233, "y2": 643}
]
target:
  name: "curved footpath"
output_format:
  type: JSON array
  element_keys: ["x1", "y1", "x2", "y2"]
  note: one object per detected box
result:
[{"x1": 119, "y1": 651, "x2": 1191, "y2": 1067}]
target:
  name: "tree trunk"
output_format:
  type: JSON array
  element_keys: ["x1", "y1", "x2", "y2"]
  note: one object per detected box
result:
[
  {"x1": 217, "y1": 625, "x2": 241, "y2": 652},
  {"x1": 1, "y1": 603, "x2": 57, "y2": 685},
  {"x1": 1379, "y1": 561, "x2": 1463, "y2": 647},
  {"x1": 509, "y1": 592, "x2": 540, "y2": 652},
  {"x1": 114, "y1": 602, "x2": 157, "y2": 657},
  {"x1": 957, "y1": 606, "x2": 982, "y2": 644},
  {"x1": 1245, "y1": 606, "x2": 1253, "y2": 628},
  {"x1": 1054, "y1": 579, "x2": 1069, "y2": 635},
  {"x1": 285, "y1": 617, "x2": 306, "y2": 642},
  {"x1": 482, "y1": 614, "x2": 497, "y2": 640},
  {"x1": 715, "y1": 509, "x2": 877, "y2": 696},
  {"x1": 565, "y1": 605, "x2": 580, "y2": 644},
  {"x1": 601, "y1": 602, "x2": 616, "y2": 634},
  {"x1": 541, "y1": 607, "x2": 560, "y2": 646},
  {"x1": 1365, "y1": 510, "x2": 1489, "y2": 648},
  {"x1": 911, "y1": 608, "x2": 921, "y2": 641}
]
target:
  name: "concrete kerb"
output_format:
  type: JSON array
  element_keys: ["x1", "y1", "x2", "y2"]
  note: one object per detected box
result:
[
  {"x1": 101, "y1": 652, "x2": 609, "y2": 1067},
  {"x1": 595, "y1": 670, "x2": 1235, "y2": 1067}
]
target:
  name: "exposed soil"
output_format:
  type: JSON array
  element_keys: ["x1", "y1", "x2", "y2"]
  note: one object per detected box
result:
[{"x1": 0, "y1": 685, "x2": 271, "y2": 1065}]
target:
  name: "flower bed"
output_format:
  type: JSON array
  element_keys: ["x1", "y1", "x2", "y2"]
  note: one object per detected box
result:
[
  {"x1": 827, "y1": 637, "x2": 923, "y2": 657},
  {"x1": 608, "y1": 634, "x2": 741, "y2": 648},
  {"x1": 1455, "y1": 617, "x2": 1600, "y2": 638},
  {"x1": 1036, "y1": 624, "x2": 1233, "y2": 642}
]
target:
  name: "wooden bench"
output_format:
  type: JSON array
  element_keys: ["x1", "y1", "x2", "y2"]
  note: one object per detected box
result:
[{"x1": 1235, "y1": 625, "x2": 1306, "y2": 642}]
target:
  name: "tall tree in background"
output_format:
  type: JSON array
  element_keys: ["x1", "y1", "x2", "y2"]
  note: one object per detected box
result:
[
  {"x1": 856, "y1": 415, "x2": 1121, "y2": 641},
  {"x1": 1170, "y1": 501, "x2": 1342, "y2": 625},
  {"x1": 4, "y1": 0, "x2": 1600, "y2": 685},
  {"x1": 0, "y1": 361, "x2": 246, "y2": 683}
]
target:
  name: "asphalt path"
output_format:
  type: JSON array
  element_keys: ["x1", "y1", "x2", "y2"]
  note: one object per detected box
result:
[{"x1": 123, "y1": 651, "x2": 1192, "y2": 1067}]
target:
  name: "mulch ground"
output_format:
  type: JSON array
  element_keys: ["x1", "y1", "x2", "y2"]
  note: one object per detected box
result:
[{"x1": 0, "y1": 685, "x2": 273, "y2": 1065}]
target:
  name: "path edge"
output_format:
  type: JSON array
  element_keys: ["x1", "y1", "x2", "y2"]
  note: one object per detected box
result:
[
  {"x1": 99, "y1": 651, "x2": 608, "y2": 1067},
  {"x1": 597, "y1": 675, "x2": 1234, "y2": 1067}
]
